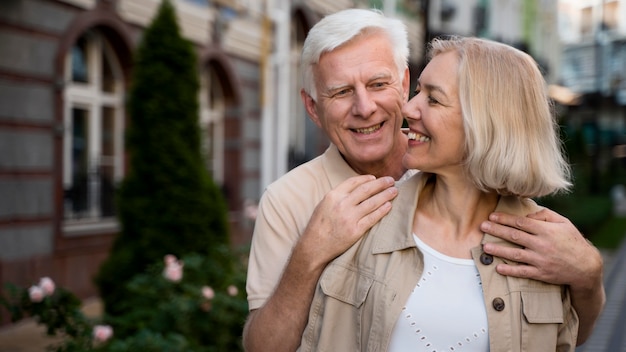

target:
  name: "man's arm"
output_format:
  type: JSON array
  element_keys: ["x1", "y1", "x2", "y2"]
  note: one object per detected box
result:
[
  {"x1": 243, "y1": 175, "x2": 398, "y2": 352},
  {"x1": 480, "y1": 208, "x2": 605, "y2": 345}
]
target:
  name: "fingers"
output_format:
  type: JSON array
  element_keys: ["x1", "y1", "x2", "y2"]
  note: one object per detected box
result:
[
  {"x1": 353, "y1": 177, "x2": 397, "y2": 212},
  {"x1": 494, "y1": 263, "x2": 543, "y2": 282},
  {"x1": 329, "y1": 175, "x2": 397, "y2": 216},
  {"x1": 339, "y1": 176, "x2": 397, "y2": 233},
  {"x1": 526, "y1": 208, "x2": 568, "y2": 223},
  {"x1": 484, "y1": 244, "x2": 527, "y2": 263},
  {"x1": 482, "y1": 242, "x2": 544, "y2": 268},
  {"x1": 356, "y1": 199, "x2": 393, "y2": 234},
  {"x1": 306, "y1": 175, "x2": 398, "y2": 254},
  {"x1": 480, "y1": 219, "x2": 537, "y2": 249},
  {"x1": 337, "y1": 175, "x2": 396, "y2": 201},
  {"x1": 482, "y1": 244, "x2": 556, "y2": 283},
  {"x1": 484, "y1": 211, "x2": 548, "y2": 236}
]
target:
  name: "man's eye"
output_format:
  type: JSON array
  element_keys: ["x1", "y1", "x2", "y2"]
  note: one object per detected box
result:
[
  {"x1": 427, "y1": 96, "x2": 439, "y2": 105},
  {"x1": 333, "y1": 89, "x2": 351, "y2": 97}
]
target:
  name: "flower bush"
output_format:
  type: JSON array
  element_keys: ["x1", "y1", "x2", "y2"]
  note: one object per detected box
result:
[
  {"x1": 1, "y1": 277, "x2": 100, "y2": 351},
  {"x1": 1, "y1": 249, "x2": 248, "y2": 352},
  {"x1": 104, "y1": 250, "x2": 248, "y2": 352}
]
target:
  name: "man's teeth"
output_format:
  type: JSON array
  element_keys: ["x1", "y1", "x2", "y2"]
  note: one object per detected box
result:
[
  {"x1": 407, "y1": 132, "x2": 430, "y2": 142},
  {"x1": 355, "y1": 124, "x2": 381, "y2": 134}
]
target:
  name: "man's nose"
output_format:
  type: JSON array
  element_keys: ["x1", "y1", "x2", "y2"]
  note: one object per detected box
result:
[{"x1": 351, "y1": 88, "x2": 377, "y2": 118}]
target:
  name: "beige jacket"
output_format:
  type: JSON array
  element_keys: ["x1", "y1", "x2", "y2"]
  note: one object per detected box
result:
[{"x1": 299, "y1": 173, "x2": 579, "y2": 352}]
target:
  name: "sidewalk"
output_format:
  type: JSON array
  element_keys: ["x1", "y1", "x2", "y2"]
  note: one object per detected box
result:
[
  {"x1": 0, "y1": 297, "x2": 102, "y2": 352},
  {"x1": 576, "y1": 239, "x2": 626, "y2": 352}
]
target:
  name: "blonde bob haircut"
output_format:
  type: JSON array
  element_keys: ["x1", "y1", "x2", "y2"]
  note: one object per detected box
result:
[{"x1": 428, "y1": 36, "x2": 571, "y2": 198}]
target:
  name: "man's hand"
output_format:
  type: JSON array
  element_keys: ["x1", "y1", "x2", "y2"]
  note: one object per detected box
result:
[
  {"x1": 480, "y1": 207, "x2": 605, "y2": 344},
  {"x1": 480, "y1": 208, "x2": 600, "y2": 288},
  {"x1": 299, "y1": 175, "x2": 398, "y2": 270},
  {"x1": 243, "y1": 175, "x2": 397, "y2": 352}
]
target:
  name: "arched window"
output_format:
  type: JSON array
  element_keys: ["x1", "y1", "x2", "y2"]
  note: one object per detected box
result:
[
  {"x1": 199, "y1": 66, "x2": 225, "y2": 185},
  {"x1": 62, "y1": 30, "x2": 124, "y2": 230}
]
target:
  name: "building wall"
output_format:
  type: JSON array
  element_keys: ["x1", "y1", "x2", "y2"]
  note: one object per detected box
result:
[
  {"x1": 426, "y1": 0, "x2": 561, "y2": 83},
  {"x1": 557, "y1": 0, "x2": 626, "y2": 154},
  {"x1": 0, "y1": 0, "x2": 119, "y2": 307},
  {"x1": 0, "y1": 0, "x2": 261, "y2": 310}
]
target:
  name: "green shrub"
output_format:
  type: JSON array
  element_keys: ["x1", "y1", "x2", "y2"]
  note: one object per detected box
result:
[
  {"x1": 108, "y1": 251, "x2": 247, "y2": 351},
  {"x1": 95, "y1": 0, "x2": 232, "y2": 321}
]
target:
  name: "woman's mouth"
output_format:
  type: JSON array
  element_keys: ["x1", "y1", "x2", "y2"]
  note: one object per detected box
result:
[{"x1": 407, "y1": 131, "x2": 430, "y2": 142}]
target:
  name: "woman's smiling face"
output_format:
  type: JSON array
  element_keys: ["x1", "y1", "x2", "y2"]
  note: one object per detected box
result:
[{"x1": 402, "y1": 50, "x2": 465, "y2": 176}]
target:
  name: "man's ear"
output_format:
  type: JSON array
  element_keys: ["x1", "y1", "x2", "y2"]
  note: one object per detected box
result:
[
  {"x1": 301, "y1": 89, "x2": 323, "y2": 128},
  {"x1": 402, "y1": 68, "x2": 410, "y2": 101}
]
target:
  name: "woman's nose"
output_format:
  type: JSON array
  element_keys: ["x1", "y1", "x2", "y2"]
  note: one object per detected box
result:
[{"x1": 402, "y1": 96, "x2": 421, "y2": 121}]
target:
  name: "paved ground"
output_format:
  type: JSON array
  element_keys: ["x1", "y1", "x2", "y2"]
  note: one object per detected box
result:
[
  {"x1": 0, "y1": 298, "x2": 102, "y2": 352},
  {"x1": 577, "y1": 240, "x2": 626, "y2": 352},
  {"x1": 1, "y1": 240, "x2": 625, "y2": 351}
]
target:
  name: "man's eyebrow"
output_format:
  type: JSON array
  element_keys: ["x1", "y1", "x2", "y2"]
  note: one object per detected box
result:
[
  {"x1": 324, "y1": 83, "x2": 351, "y2": 94},
  {"x1": 324, "y1": 72, "x2": 395, "y2": 93},
  {"x1": 370, "y1": 72, "x2": 392, "y2": 80}
]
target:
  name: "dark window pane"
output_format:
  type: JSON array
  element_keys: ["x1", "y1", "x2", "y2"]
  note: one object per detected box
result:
[
  {"x1": 72, "y1": 36, "x2": 89, "y2": 83},
  {"x1": 64, "y1": 108, "x2": 89, "y2": 218},
  {"x1": 101, "y1": 49, "x2": 115, "y2": 92},
  {"x1": 100, "y1": 107, "x2": 116, "y2": 217}
]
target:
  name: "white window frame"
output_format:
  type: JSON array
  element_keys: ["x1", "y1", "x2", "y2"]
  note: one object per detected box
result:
[
  {"x1": 199, "y1": 68, "x2": 225, "y2": 185},
  {"x1": 62, "y1": 31, "x2": 125, "y2": 235}
]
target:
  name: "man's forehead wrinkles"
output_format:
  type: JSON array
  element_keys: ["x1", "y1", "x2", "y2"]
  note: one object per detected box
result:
[{"x1": 324, "y1": 70, "x2": 393, "y2": 88}]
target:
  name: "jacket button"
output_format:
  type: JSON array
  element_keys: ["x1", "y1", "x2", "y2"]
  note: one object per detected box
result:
[
  {"x1": 480, "y1": 253, "x2": 494, "y2": 265},
  {"x1": 492, "y1": 297, "x2": 505, "y2": 311}
]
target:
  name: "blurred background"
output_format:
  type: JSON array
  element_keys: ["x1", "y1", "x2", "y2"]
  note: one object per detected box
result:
[{"x1": 0, "y1": 0, "x2": 624, "y2": 314}]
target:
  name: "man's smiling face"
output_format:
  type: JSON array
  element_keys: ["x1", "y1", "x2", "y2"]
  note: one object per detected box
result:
[{"x1": 303, "y1": 31, "x2": 408, "y2": 174}]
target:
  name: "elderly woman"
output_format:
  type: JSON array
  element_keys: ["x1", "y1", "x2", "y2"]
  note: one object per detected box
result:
[{"x1": 298, "y1": 36, "x2": 579, "y2": 352}]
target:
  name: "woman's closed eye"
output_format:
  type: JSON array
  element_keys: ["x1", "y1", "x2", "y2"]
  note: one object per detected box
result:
[
  {"x1": 414, "y1": 89, "x2": 440, "y2": 106},
  {"x1": 427, "y1": 96, "x2": 440, "y2": 105}
]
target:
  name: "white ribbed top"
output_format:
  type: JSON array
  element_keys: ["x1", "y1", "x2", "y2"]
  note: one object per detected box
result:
[{"x1": 388, "y1": 234, "x2": 490, "y2": 352}]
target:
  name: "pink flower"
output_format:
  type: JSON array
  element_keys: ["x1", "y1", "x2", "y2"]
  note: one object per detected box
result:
[
  {"x1": 244, "y1": 199, "x2": 258, "y2": 220},
  {"x1": 93, "y1": 324, "x2": 113, "y2": 343},
  {"x1": 28, "y1": 285, "x2": 44, "y2": 303},
  {"x1": 38, "y1": 277, "x2": 55, "y2": 296},
  {"x1": 163, "y1": 261, "x2": 184, "y2": 282},
  {"x1": 164, "y1": 254, "x2": 177, "y2": 266},
  {"x1": 227, "y1": 285, "x2": 238, "y2": 297},
  {"x1": 201, "y1": 286, "x2": 215, "y2": 300}
]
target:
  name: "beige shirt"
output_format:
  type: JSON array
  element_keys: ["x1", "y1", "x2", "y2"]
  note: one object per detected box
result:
[
  {"x1": 246, "y1": 145, "x2": 360, "y2": 310},
  {"x1": 299, "y1": 173, "x2": 579, "y2": 352}
]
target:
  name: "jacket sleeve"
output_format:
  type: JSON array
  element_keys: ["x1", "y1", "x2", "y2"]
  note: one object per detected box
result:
[{"x1": 557, "y1": 286, "x2": 579, "y2": 352}]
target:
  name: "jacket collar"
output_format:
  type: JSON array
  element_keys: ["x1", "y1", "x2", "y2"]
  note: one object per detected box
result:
[
  {"x1": 322, "y1": 144, "x2": 361, "y2": 189},
  {"x1": 371, "y1": 173, "x2": 538, "y2": 254},
  {"x1": 372, "y1": 172, "x2": 425, "y2": 254}
]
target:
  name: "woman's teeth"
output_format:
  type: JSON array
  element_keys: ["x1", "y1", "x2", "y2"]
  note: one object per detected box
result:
[
  {"x1": 355, "y1": 124, "x2": 381, "y2": 134},
  {"x1": 407, "y1": 132, "x2": 430, "y2": 142}
]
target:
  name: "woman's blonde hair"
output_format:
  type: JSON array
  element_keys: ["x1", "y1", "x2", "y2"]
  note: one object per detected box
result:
[{"x1": 428, "y1": 36, "x2": 571, "y2": 198}]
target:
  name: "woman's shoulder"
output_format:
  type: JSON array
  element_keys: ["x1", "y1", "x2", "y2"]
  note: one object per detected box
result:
[{"x1": 496, "y1": 196, "x2": 543, "y2": 217}]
